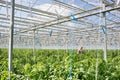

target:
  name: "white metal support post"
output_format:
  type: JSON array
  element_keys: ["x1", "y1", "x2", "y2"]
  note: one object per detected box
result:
[
  {"x1": 118, "y1": 32, "x2": 120, "y2": 55},
  {"x1": 102, "y1": 1, "x2": 107, "y2": 61},
  {"x1": 8, "y1": 0, "x2": 15, "y2": 79},
  {"x1": 33, "y1": 29, "x2": 36, "y2": 63}
]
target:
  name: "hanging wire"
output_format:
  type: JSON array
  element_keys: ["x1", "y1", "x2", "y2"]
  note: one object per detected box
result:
[
  {"x1": 66, "y1": 32, "x2": 69, "y2": 53},
  {"x1": 50, "y1": 29, "x2": 53, "y2": 37},
  {"x1": 28, "y1": 0, "x2": 36, "y2": 64},
  {"x1": 31, "y1": 0, "x2": 39, "y2": 8},
  {"x1": 0, "y1": 32, "x2": 1, "y2": 38},
  {"x1": 20, "y1": 0, "x2": 23, "y2": 22},
  {"x1": 118, "y1": 32, "x2": 120, "y2": 55},
  {"x1": 0, "y1": 4, "x2": 2, "y2": 10},
  {"x1": 115, "y1": 2, "x2": 120, "y2": 54},
  {"x1": 86, "y1": 36, "x2": 90, "y2": 53},
  {"x1": 54, "y1": 7, "x2": 62, "y2": 78},
  {"x1": 29, "y1": 0, "x2": 32, "y2": 17},
  {"x1": 46, "y1": 1, "x2": 53, "y2": 11},
  {"x1": 68, "y1": 0, "x2": 75, "y2": 79},
  {"x1": 95, "y1": 0, "x2": 103, "y2": 80},
  {"x1": 69, "y1": 29, "x2": 74, "y2": 80},
  {"x1": 6, "y1": 0, "x2": 9, "y2": 19},
  {"x1": 56, "y1": 32, "x2": 61, "y2": 78},
  {"x1": 32, "y1": 24, "x2": 37, "y2": 64}
]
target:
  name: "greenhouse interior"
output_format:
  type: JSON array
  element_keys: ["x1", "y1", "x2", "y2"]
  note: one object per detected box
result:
[{"x1": 0, "y1": 0, "x2": 120, "y2": 79}]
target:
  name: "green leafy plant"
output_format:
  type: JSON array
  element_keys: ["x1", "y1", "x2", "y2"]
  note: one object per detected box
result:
[{"x1": 0, "y1": 49, "x2": 120, "y2": 80}]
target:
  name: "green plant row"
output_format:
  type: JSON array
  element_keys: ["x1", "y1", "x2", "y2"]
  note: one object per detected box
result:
[{"x1": 0, "y1": 49, "x2": 120, "y2": 80}]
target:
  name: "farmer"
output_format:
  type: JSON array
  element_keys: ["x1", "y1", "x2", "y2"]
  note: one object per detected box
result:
[{"x1": 77, "y1": 47, "x2": 83, "y2": 54}]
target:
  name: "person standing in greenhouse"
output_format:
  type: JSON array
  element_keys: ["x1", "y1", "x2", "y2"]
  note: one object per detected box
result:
[{"x1": 77, "y1": 47, "x2": 83, "y2": 54}]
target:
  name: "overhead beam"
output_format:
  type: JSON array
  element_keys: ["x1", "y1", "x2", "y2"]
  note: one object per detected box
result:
[
  {"x1": 18, "y1": 6, "x2": 120, "y2": 33},
  {"x1": 0, "y1": 0, "x2": 59, "y2": 18}
]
